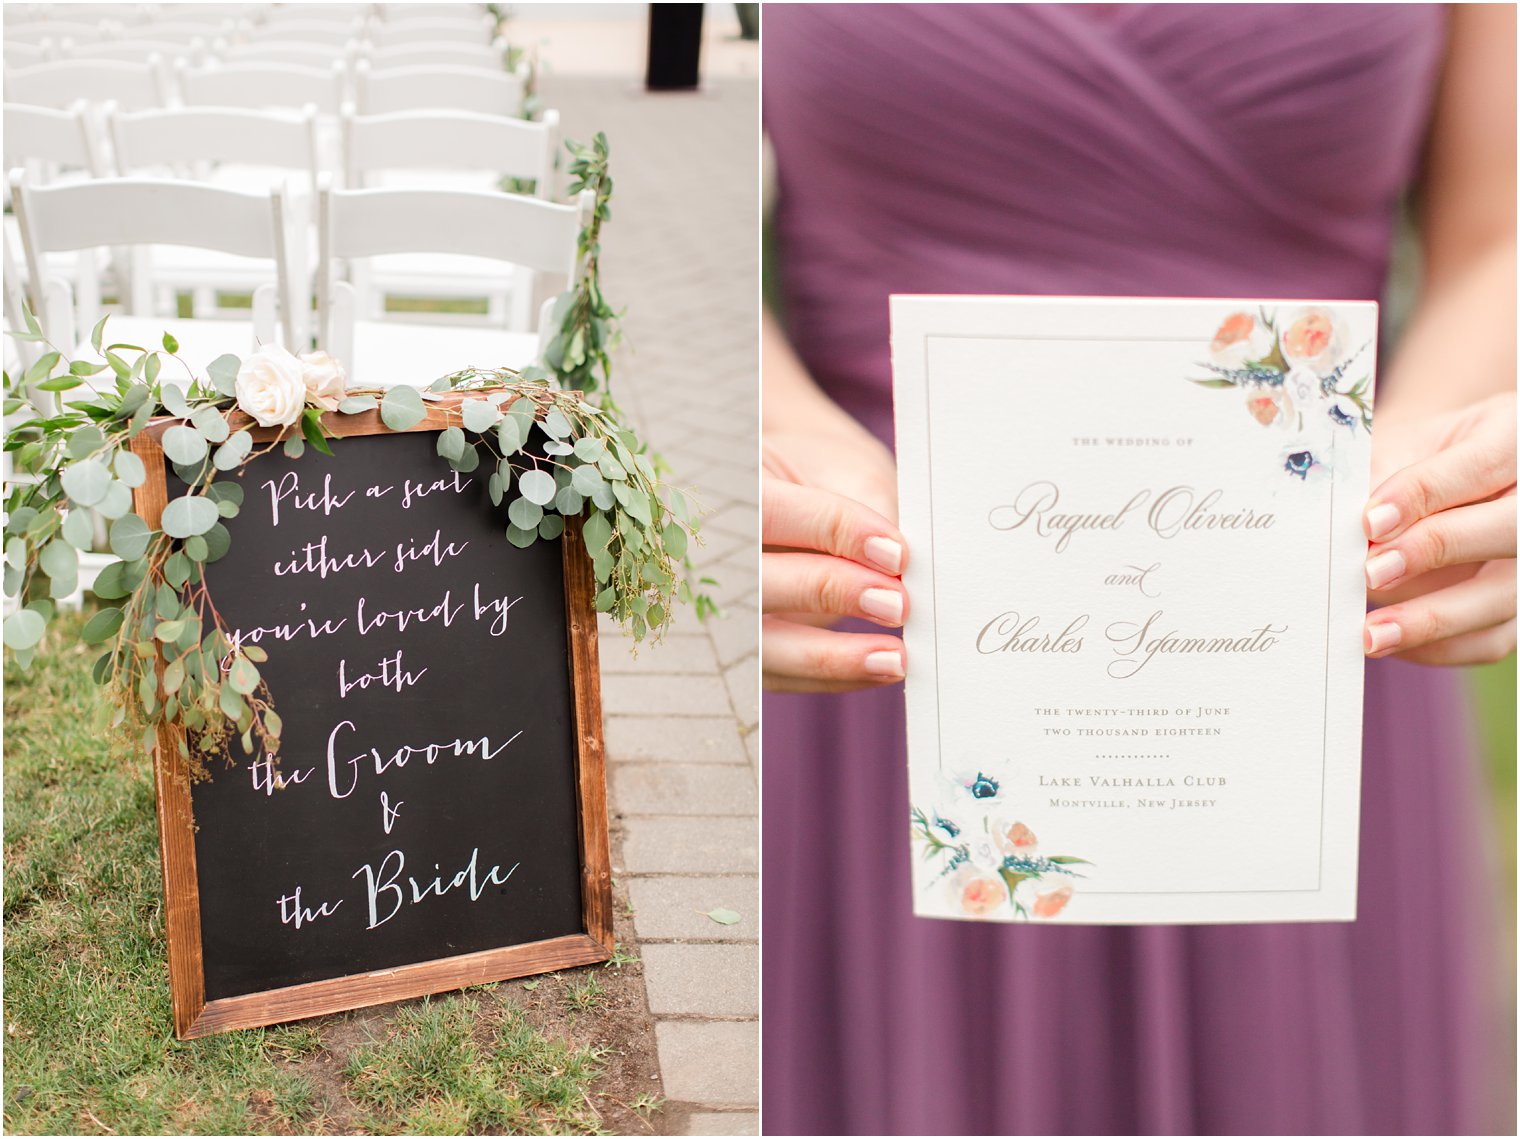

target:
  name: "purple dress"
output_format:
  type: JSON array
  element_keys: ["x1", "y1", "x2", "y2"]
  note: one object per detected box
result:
[{"x1": 762, "y1": 6, "x2": 1506, "y2": 1134}]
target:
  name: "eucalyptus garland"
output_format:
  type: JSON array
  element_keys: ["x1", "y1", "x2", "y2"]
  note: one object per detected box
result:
[{"x1": 2, "y1": 310, "x2": 702, "y2": 764}]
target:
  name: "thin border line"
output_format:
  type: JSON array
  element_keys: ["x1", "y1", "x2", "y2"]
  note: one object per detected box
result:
[{"x1": 921, "y1": 331, "x2": 1333, "y2": 896}]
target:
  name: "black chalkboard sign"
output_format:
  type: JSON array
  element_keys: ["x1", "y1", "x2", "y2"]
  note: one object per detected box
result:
[{"x1": 131, "y1": 395, "x2": 611, "y2": 1039}]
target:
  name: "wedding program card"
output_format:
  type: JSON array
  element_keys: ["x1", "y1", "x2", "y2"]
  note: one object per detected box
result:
[{"x1": 891, "y1": 296, "x2": 1377, "y2": 924}]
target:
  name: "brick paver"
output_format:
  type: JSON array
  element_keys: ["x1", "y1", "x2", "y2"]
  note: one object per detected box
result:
[{"x1": 535, "y1": 27, "x2": 759, "y2": 1135}]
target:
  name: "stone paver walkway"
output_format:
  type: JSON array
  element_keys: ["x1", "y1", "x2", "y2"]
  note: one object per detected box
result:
[{"x1": 539, "y1": 45, "x2": 759, "y2": 1138}]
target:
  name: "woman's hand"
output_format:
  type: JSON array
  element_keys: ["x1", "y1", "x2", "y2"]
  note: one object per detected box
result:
[
  {"x1": 1363, "y1": 391, "x2": 1517, "y2": 665},
  {"x1": 763, "y1": 427, "x2": 910, "y2": 692}
]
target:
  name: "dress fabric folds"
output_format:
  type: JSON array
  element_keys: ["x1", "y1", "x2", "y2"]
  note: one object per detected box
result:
[{"x1": 762, "y1": 6, "x2": 1506, "y2": 1135}]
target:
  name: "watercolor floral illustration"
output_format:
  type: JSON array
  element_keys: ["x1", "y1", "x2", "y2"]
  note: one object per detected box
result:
[
  {"x1": 911, "y1": 768, "x2": 1089, "y2": 920},
  {"x1": 1189, "y1": 305, "x2": 1373, "y2": 480}
]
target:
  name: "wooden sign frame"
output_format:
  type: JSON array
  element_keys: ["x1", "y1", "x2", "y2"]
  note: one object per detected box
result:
[{"x1": 130, "y1": 392, "x2": 613, "y2": 1039}]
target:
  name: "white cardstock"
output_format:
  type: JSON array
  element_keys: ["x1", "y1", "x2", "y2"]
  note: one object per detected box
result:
[{"x1": 891, "y1": 295, "x2": 1376, "y2": 924}]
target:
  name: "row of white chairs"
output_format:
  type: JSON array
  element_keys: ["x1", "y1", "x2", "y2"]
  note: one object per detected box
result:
[
  {"x1": 6, "y1": 34, "x2": 509, "y2": 71},
  {"x1": 4, "y1": 56, "x2": 528, "y2": 117},
  {"x1": 8, "y1": 99, "x2": 561, "y2": 331},
  {"x1": 6, "y1": 9, "x2": 499, "y2": 47},
  {"x1": 8, "y1": 172, "x2": 593, "y2": 396}
]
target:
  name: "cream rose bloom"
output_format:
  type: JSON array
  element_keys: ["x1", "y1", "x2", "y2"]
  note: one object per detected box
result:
[
  {"x1": 235, "y1": 344, "x2": 306, "y2": 428},
  {"x1": 299, "y1": 350, "x2": 347, "y2": 411}
]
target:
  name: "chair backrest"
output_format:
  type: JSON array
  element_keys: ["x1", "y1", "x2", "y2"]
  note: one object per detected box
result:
[
  {"x1": 4, "y1": 59, "x2": 170, "y2": 110},
  {"x1": 341, "y1": 106, "x2": 556, "y2": 196},
  {"x1": 316, "y1": 180, "x2": 590, "y2": 358},
  {"x1": 3, "y1": 101, "x2": 108, "y2": 178},
  {"x1": 367, "y1": 14, "x2": 495, "y2": 47},
  {"x1": 178, "y1": 60, "x2": 348, "y2": 114},
  {"x1": 366, "y1": 39, "x2": 501, "y2": 69},
  {"x1": 354, "y1": 61, "x2": 522, "y2": 116},
  {"x1": 60, "y1": 38, "x2": 209, "y2": 66},
  {"x1": 222, "y1": 40, "x2": 358, "y2": 68},
  {"x1": 245, "y1": 16, "x2": 369, "y2": 43},
  {"x1": 108, "y1": 104, "x2": 322, "y2": 192},
  {"x1": 5, "y1": 20, "x2": 120, "y2": 44},
  {"x1": 3, "y1": 40, "x2": 50, "y2": 67},
  {"x1": 135, "y1": 18, "x2": 240, "y2": 42},
  {"x1": 10, "y1": 172, "x2": 300, "y2": 348}
]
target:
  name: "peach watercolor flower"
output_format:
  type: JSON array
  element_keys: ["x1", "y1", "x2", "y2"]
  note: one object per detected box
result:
[
  {"x1": 1209, "y1": 311, "x2": 1270, "y2": 367},
  {"x1": 1280, "y1": 307, "x2": 1342, "y2": 373},
  {"x1": 959, "y1": 875, "x2": 1008, "y2": 917},
  {"x1": 1245, "y1": 389, "x2": 1284, "y2": 426},
  {"x1": 1031, "y1": 882, "x2": 1074, "y2": 918},
  {"x1": 1003, "y1": 815, "x2": 1039, "y2": 851}
]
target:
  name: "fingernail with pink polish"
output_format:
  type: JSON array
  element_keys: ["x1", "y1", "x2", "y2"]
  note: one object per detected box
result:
[
  {"x1": 1365, "y1": 622, "x2": 1402, "y2": 655},
  {"x1": 1365, "y1": 503, "x2": 1400, "y2": 541},
  {"x1": 860, "y1": 588, "x2": 904, "y2": 625},
  {"x1": 865, "y1": 649, "x2": 904, "y2": 677},
  {"x1": 864, "y1": 536, "x2": 903, "y2": 575},
  {"x1": 1365, "y1": 549, "x2": 1405, "y2": 590}
]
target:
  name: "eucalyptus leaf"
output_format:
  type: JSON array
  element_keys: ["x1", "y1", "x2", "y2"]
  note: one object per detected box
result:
[
  {"x1": 338, "y1": 394, "x2": 378, "y2": 414},
  {"x1": 162, "y1": 424, "x2": 208, "y2": 466},
  {"x1": 497, "y1": 416, "x2": 524, "y2": 456},
  {"x1": 380, "y1": 385, "x2": 426, "y2": 431},
  {"x1": 214, "y1": 430, "x2": 253, "y2": 471},
  {"x1": 159, "y1": 383, "x2": 193, "y2": 418},
  {"x1": 537, "y1": 514, "x2": 564, "y2": 540},
  {"x1": 518, "y1": 469, "x2": 555, "y2": 505},
  {"x1": 571, "y1": 465, "x2": 604, "y2": 497},
  {"x1": 114, "y1": 450, "x2": 146, "y2": 487},
  {"x1": 208, "y1": 354, "x2": 241, "y2": 397},
  {"x1": 436, "y1": 426, "x2": 466, "y2": 462},
  {"x1": 61, "y1": 509, "x2": 96, "y2": 551},
  {"x1": 96, "y1": 481, "x2": 134, "y2": 520},
  {"x1": 60, "y1": 459, "x2": 111, "y2": 506},
  {"x1": 191, "y1": 405, "x2": 230, "y2": 443},
  {"x1": 505, "y1": 523, "x2": 537, "y2": 549},
  {"x1": 39, "y1": 539, "x2": 78, "y2": 581},
  {"x1": 3, "y1": 608, "x2": 45, "y2": 650},
  {"x1": 507, "y1": 496, "x2": 543, "y2": 530},
  {"x1": 543, "y1": 409, "x2": 572, "y2": 439},
  {"x1": 109, "y1": 514, "x2": 152, "y2": 560},
  {"x1": 161, "y1": 495, "x2": 219, "y2": 539},
  {"x1": 460, "y1": 398, "x2": 500, "y2": 433},
  {"x1": 66, "y1": 424, "x2": 106, "y2": 460},
  {"x1": 81, "y1": 606, "x2": 124, "y2": 645}
]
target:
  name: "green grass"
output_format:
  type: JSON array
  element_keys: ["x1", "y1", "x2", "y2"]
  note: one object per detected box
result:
[
  {"x1": 343, "y1": 1000, "x2": 607, "y2": 1135},
  {"x1": 1, "y1": 613, "x2": 621, "y2": 1136}
]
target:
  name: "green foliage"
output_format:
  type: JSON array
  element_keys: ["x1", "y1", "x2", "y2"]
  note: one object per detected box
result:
[
  {"x1": 3, "y1": 312, "x2": 704, "y2": 773},
  {"x1": 545, "y1": 133, "x2": 620, "y2": 398}
]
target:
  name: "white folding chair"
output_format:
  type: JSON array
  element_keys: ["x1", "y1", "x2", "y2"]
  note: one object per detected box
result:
[
  {"x1": 353, "y1": 61, "x2": 523, "y2": 116},
  {"x1": 107, "y1": 104, "x2": 320, "y2": 342},
  {"x1": 367, "y1": 13, "x2": 496, "y2": 46},
  {"x1": 11, "y1": 172, "x2": 302, "y2": 371},
  {"x1": 3, "y1": 59, "x2": 171, "y2": 110},
  {"x1": 4, "y1": 102, "x2": 113, "y2": 329},
  {"x1": 316, "y1": 181, "x2": 591, "y2": 387},
  {"x1": 178, "y1": 60, "x2": 349, "y2": 114},
  {"x1": 341, "y1": 106, "x2": 558, "y2": 323},
  {"x1": 366, "y1": 39, "x2": 502, "y2": 69}
]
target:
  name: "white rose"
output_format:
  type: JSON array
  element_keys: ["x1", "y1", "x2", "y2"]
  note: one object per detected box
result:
[
  {"x1": 299, "y1": 351, "x2": 347, "y2": 411},
  {"x1": 235, "y1": 344, "x2": 306, "y2": 428},
  {"x1": 1283, "y1": 365, "x2": 1323, "y2": 411}
]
